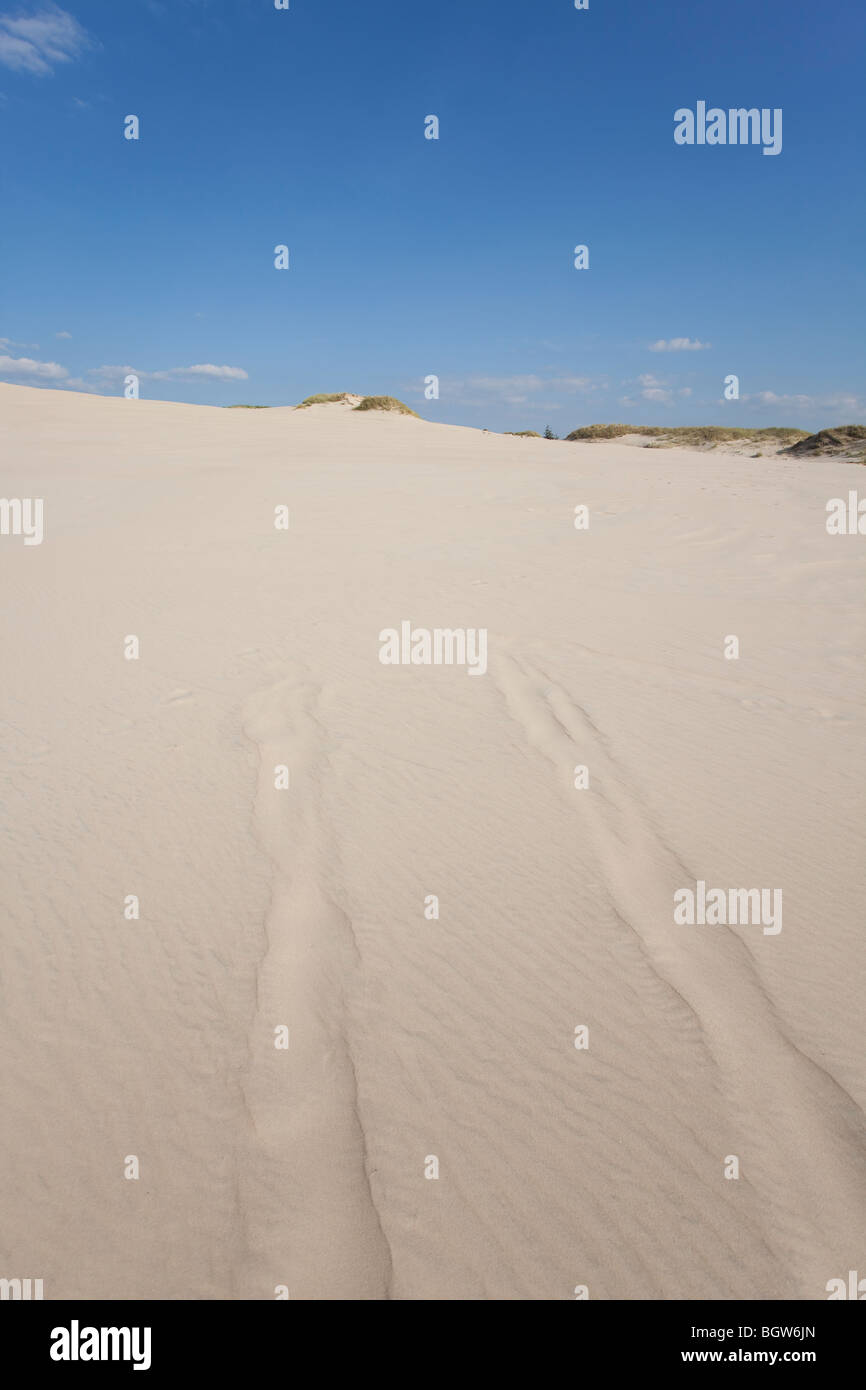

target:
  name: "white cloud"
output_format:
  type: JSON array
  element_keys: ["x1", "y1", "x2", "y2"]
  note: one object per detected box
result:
[
  {"x1": 467, "y1": 374, "x2": 546, "y2": 397},
  {"x1": 629, "y1": 371, "x2": 675, "y2": 403},
  {"x1": 88, "y1": 362, "x2": 248, "y2": 383},
  {"x1": 86, "y1": 364, "x2": 138, "y2": 382},
  {"x1": 739, "y1": 390, "x2": 866, "y2": 419},
  {"x1": 549, "y1": 375, "x2": 596, "y2": 393},
  {"x1": 649, "y1": 338, "x2": 711, "y2": 353},
  {"x1": 622, "y1": 372, "x2": 691, "y2": 406},
  {"x1": 0, "y1": 5, "x2": 92, "y2": 76},
  {"x1": 641, "y1": 387, "x2": 673, "y2": 404},
  {"x1": 434, "y1": 373, "x2": 602, "y2": 407},
  {"x1": 159, "y1": 363, "x2": 248, "y2": 381},
  {"x1": 0, "y1": 354, "x2": 68, "y2": 379},
  {"x1": 744, "y1": 391, "x2": 815, "y2": 408},
  {"x1": 55, "y1": 329, "x2": 72, "y2": 339},
  {"x1": 823, "y1": 393, "x2": 866, "y2": 415}
]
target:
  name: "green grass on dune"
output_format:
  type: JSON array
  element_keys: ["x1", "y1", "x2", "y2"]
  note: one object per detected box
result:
[
  {"x1": 565, "y1": 423, "x2": 810, "y2": 445},
  {"x1": 784, "y1": 425, "x2": 866, "y2": 456},
  {"x1": 353, "y1": 396, "x2": 419, "y2": 416},
  {"x1": 295, "y1": 393, "x2": 353, "y2": 408},
  {"x1": 667, "y1": 426, "x2": 808, "y2": 445},
  {"x1": 565, "y1": 424, "x2": 664, "y2": 440},
  {"x1": 294, "y1": 393, "x2": 419, "y2": 415}
]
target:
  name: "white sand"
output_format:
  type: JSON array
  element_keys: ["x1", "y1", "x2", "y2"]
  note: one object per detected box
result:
[{"x1": 1, "y1": 383, "x2": 864, "y2": 1300}]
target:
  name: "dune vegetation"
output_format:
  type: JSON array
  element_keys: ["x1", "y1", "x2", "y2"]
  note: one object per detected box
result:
[
  {"x1": 784, "y1": 425, "x2": 866, "y2": 459},
  {"x1": 295, "y1": 393, "x2": 355, "y2": 408},
  {"x1": 353, "y1": 396, "x2": 419, "y2": 416},
  {"x1": 294, "y1": 393, "x2": 419, "y2": 416},
  {"x1": 564, "y1": 424, "x2": 809, "y2": 445}
]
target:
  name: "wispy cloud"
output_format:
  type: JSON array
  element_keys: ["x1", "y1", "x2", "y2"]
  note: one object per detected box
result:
[
  {"x1": 88, "y1": 363, "x2": 249, "y2": 384},
  {"x1": 649, "y1": 338, "x2": 711, "y2": 353},
  {"x1": 0, "y1": 5, "x2": 93, "y2": 76},
  {"x1": 420, "y1": 373, "x2": 602, "y2": 407},
  {"x1": 0, "y1": 353, "x2": 67, "y2": 379},
  {"x1": 740, "y1": 390, "x2": 866, "y2": 419},
  {"x1": 55, "y1": 329, "x2": 72, "y2": 339},
  {"x1": 2, "y1": 358, "x2": 250, "y2": 391},
  {"x1": 85, "y1": 364, "x2": 139, "y2": 384},
  {"x1": 642, "y1": 388, "x2": 673, "y2": 403},
  {"x1": 622, "y1": 373, "x2": 695, "y2": 406},
  {"x1": 633, "y1": 372, "x2": 670, "y2": 403},
  {"x1": 745, "y1": 390, "x2": 815, "y2": 408},
  {"x1": 549, "y1": 375, "x2": 597, "y2": 392},
  {"x1": 823, "y1": 393, "x2": 866, "y2": 416},
  {"x1": 466, "y1": 375, "x2": 548, "y2": 402},
  {"x1": 156, "y1": 363, "x2": 248, "y2": 381}
]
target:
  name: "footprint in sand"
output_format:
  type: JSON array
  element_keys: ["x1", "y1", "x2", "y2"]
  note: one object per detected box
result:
[{"x1": 161, "y1": 689, "x2": 194, "y2": 706}]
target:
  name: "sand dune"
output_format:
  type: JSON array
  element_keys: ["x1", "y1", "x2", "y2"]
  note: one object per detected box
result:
[{"x1": 1, "y1": 383, "x2": 864, "y2": 1299}]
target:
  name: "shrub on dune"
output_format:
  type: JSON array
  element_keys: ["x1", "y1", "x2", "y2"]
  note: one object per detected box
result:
[
  {"x1": 295, "y1": 393, "x2": 355, "y2": 408},
  {"x1": 565, "y1": 423, "x2": 811, "y2": 447},
  {"x1": 783, "y1": 425, "x2": 866, "y2": 456},
  {"x1": 353, "y1": 396, "x2": 419, "y2": 416}
]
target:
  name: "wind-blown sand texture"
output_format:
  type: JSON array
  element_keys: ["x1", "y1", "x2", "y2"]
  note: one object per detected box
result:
[{"x1": 1, "y1": 383, "x2": 864, "y2": 1300}]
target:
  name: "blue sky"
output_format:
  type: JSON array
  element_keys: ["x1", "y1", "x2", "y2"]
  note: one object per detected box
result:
[{"x1": 1, "y1": 0, "x2": 863, "y2": 431}]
